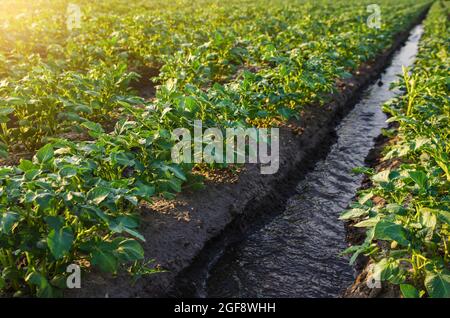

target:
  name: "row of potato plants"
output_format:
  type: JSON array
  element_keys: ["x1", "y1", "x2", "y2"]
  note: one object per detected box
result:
[
  {"x1": 0, "y1": 0, "x2": 430, "y2": 152},
  {"x1": 341, "y1": 1, "x2": 449, "y2": 298}
]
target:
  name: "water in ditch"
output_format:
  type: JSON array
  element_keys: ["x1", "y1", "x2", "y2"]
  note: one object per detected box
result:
[{"x1": 203, "y1": 24, "x2": 424, "y2": 298}]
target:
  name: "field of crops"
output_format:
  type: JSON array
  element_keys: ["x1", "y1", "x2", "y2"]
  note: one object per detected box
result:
[
  {"x1": 342, "y1": 1, "x2": 449, "y2": 298},
  {"x1": 0, "y1": 0, "x2": 446, "y2": 298}
]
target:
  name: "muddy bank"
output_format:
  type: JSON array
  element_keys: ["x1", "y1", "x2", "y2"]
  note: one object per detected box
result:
[{"x1": 68, "y1": 8, "x2": 430, "y2": 298}]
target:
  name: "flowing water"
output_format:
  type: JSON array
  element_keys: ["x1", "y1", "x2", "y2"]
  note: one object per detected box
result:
[{"x1": 192, "y1": 25, "x2": 424, "y2": 298}]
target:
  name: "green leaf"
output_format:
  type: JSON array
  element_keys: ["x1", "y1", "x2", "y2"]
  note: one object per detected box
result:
[
  {"x1": 277, "y1": 107, "x2": 295, "y2": 119},
  {"x1": 339, "y1": 208, "x2": 368, "y2": 220},
  {"x1": 87, "y1": 187, "x2": 110, "y2": 205},
  {"x1": 167, "y1": 178, "x2": 182, "y2": 192},
  {"x1": 167, "y1": 165, "x2": 187, "y2": 181},
  {"x1": 116, "y1": 239, "x2": 144, "y2": 262},
  {"x1": 256, "y1": 110, "x2": 269, "y2": 118},
  {"x1": 351, "y1": 167, "x2": 374, "y2": 175},
  {"x1": 425, "y1": 271, "x2": 450, "y2": 298},
  {"x1": 44, "y1": 216, "x2": 64, "y2": 231},
  {"x1": 91, "y1": 243, "x2": 118, "y2": 273},
  {"x1": 400, "y1": 284, "x2": 420, "y2": 298},
  {"x1": 114, "y1": 215, "x2": 138, "y2": 229},
  {"x1": 342, "y1": 243, "x2": 369, "y2": 265},
  {"x1": 82, "y1": 205, "x2": 110, "y2": 223},
  {"x1": 408, "y1": 170, "x2": 428, "y2": 190},
  {"x1": 18, "y1": 159, "x2": 38, "y2": 172},
  {"x1": 25, "y1": 271, "x2": 56, "y2": 298},
  {"x1": 419, "y1": 208, "x2": 437, "y2": 232},
  {"x1": 373, "y1": 258, "x2": 405, "y2": 284},
  {"x1": 132, "y1": 182, "x2": 155, "y2": 200},
  {"x1": 419, "y1": 208, "x2": 450, "y2": 226},
  {"x1": 0, "y1": 212, "x2": 19, "y2": 233},
  {"x1": 58, "y1": 111, "x2": 83, "y2": 122},
  {"x1": 24, "y1": 169, "x2": 41, "y2": 181},
  {"x1": 47, "y1": 226, "x2": 74, "y2": 259},
  {"x1": 35, "y1": 144, "x2": 54, "y2": 164},
  {"x1": 33, "y1": 193, "x2": 54, "y2": 212},
  {"x1": 4, "y1": 97, "x2": 24, "y2": 105},
  {"x1": 111, "y1": 152, "x2": 134, "y2": 167},
  {"x1": 50, "y1": 274, "x2": 68, "y2": 289},
  {"x1": 81, "y1": 121, "x2": 104, "y2": 137},
  {"x1": 436, "y1": 209, "x2": 450, "y2": 225},
  {"x1": 373, "y1": 220, "x2": 410, "y2": 246},
  {"x1": 413, "y1": 137, "x2": 430, "y2": 150},
  {"x1": 372, "y1": 170, "x2": 391, "y2": 183},
  {"x1": 162, "y1": 191, "x2": 176, "y2": 200},
  {"x1": 74, "y1": 104, "x2": 93, "y2": 114},
  {"x1": 358, "y1": 192, "x2": 374, "y2": 205},
  {"x1": 82, "y1": 121, "x2": 104, "y2": 132},
  {"x1": 123, "y1": 227, "x2": 146, "y2": 242},
  {"x1": 0, "y1": 107, "x2": 14, "y2": 116},
  {"x1": 108, "y1": 216, "x2": 146, "y2": 241},
  {"x1": 385, "y1": 204, "x2": 408, "y2": 216},
  {"x1": 340, "y1": 71, "x2": 353, "y2": 79},
  {"x1": 354, "y1": 217, "x2": 379, "y2": 228},
  {"x1": 0, "y1": 148, "x2": 8, "y2": 159},
  {"x1": 59, "y1": 166, "x2": 78, "y2": 178}
]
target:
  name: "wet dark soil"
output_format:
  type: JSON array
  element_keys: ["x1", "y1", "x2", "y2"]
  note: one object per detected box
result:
[{"x1": 129, "y1": 65, "x2": 160, "y2": 99}]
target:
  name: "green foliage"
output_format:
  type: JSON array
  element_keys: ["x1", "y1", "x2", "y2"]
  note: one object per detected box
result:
[
  {"x1": 0, "y1": 0, "x2": 437, "y2": 297},
  {"x1": 342, "y1": 1, "x2": 450, "y2": 298}
]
